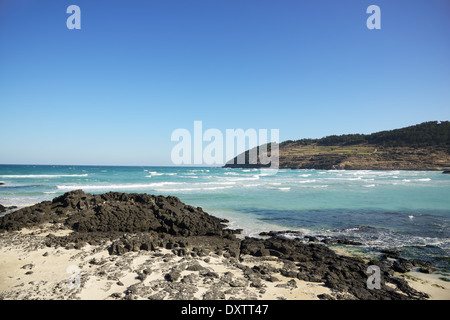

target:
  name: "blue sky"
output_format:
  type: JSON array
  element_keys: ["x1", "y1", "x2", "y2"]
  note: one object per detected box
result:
[{"x1": 0, "y1": 0, "x2": 449, "y2": 165}]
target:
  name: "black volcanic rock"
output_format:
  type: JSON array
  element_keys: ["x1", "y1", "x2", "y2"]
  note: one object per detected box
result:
[
  {"x1": 240, "y1": 235, "x2": 429, "y2": 300},
  {"x1": 379, "y1": 249, "x2": 401, "y2": 259},
  {"x1": 0, "y1": 190, "x2": 227, "y2": 237},
  {"x1": 0, "y1": 204, "x2": 17, "y2": 214}
]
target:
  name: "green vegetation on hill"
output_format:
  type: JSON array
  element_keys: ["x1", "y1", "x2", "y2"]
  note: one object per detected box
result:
[
  {"x1": 284, "y1": 121, "x2": 450, "y2": 148},
  {"x1": 225, "y1": 121, "x2": 450, "y2": 170}
]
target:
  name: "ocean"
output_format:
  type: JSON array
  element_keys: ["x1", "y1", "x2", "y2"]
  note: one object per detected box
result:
[{"x1": 1, "y1": 164, "x2": 449, "y2": 267}]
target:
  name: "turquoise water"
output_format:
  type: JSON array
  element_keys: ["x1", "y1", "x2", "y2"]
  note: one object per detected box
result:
[{"x1": 1, "y1": 164, "x2": 449, "y2": 265}]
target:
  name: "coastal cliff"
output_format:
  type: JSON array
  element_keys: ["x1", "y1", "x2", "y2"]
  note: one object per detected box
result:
[{"x1": 224, "y1": 121, "x2": 450, "y2": 170}]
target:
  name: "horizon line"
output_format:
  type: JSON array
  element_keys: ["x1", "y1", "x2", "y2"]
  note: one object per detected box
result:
[{"x1": 0, "y1": 163, "x2": 220, "y2": 168}]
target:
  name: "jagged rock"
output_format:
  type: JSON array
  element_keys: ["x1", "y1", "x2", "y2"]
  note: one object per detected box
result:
[
  {"x1": 110, "y1": 292, "x2": 122, "y2": 299},
  {"x1": 418, "y1": 267, "x2": 434, "y2": 274},
  {"x1": 0, "y1": 190, "x2": 231, "y2": 237},
  {"x1": 393, "y1": 258, "x2": 414, "y2": 273},
  {"x1": 240, "y1": 235, "x2": 430, "y2": 300},
  {"x1": 202, "y1": 287, "x2": 225, "y2": 300},
  {"x1": 318, "y1": 293, "x2": 335, "y2": 300},
  {"x1": 136, "y1": 273, "x2": 147, "y2": 281},
  {"x1": 322, "y1": 238, "x2": 363, "y2": 245},
  {"x1": 165, "y1": 271, "x2": 181, "y2": 282},
  {"x1": 185, "y1": 262, "x2": 207, "y2": 272},
  {"x1": 275, "y1": 279, "x2": 297, "y2": 289},
  {"x1": 143, "y1": 268, "x2": 153, "y2": 275},
  {"x1": 0, "y1": 204, "x2": 17, "y2": 214},
  {"x1": 379, "y1": 249, "x2": 401, "y2": 259}
]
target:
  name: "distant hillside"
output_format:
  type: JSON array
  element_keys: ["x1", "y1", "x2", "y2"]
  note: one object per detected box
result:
[
  {"x1": 287, "y1": 121, "x2": 450, "y2": 148},
  {"x1": 224, "y1": 121, "x2": 450, "y2": 170}
]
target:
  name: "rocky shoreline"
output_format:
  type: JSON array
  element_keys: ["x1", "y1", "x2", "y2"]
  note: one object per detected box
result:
[{"x1": 0, "y1": 190, "x2": 448, "y2": 300}]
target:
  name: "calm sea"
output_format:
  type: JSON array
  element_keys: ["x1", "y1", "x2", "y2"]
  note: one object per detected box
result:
[{"x1": 1, "y1": 164, "x2": 449, "y2": 266}]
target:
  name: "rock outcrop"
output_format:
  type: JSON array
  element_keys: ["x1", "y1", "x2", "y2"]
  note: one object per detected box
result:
[
  {"x1": 0, "y1": 190, "x2": 227, "y2": 236},
  {"x1": 0, "y1": 204, "x2": 17, "y2": 214}
]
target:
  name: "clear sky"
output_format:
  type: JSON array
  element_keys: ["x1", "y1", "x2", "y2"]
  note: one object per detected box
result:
[{"x1": 0, "y1": 0, "x2": 449, "y2": 166}]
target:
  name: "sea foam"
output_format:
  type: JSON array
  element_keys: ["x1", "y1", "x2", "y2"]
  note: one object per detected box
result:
[
  {"x1": 0, "y1": 174, "x2": 88, "y2": 178},
  {"x1": 56, "y1": 182, "x2": 179, "y2": 190}
]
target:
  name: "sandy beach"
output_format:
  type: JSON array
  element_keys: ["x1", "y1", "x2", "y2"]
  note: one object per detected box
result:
[
  {"x1": 1, "y1": 223, "x2": 449, "y2": 300},
  {"x1": 0, "y1": 225, "x2": 334, "y2": 300}
]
